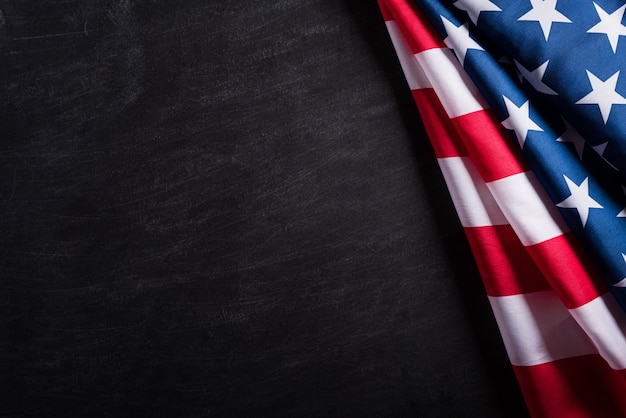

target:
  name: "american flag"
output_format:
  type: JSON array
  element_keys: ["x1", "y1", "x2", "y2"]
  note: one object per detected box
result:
[{"x1": 377, "y1": 0, "x2": 626, "y2": 416}]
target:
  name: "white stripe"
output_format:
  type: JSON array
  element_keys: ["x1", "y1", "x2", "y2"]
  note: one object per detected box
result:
[
  {"x1": 488, "y1": 291, "x2": 598, "y2": 366},
  {"x1": 487, "y1": 171, "x2": 569, "y2": 246},
  {"x1": 415, "y1": 48, "x2": 488, "y2": 118},
  {"x1": 437, "y1": 157, "x2": 508, "y2": 227},
  {"x1": 570, "y1": 294, "x2": 626, "y2": 370},
  {"x1": 385, "y1": 21, "x2": 431, "y2": 90}
]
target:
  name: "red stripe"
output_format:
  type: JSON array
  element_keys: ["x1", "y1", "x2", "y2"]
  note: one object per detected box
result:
[
  {"x1": 377, "y1": 0, "x2": 394, "y2": 21},
  {"x1": 451, "y1": 109, "x2": 529, "y2": 182},
  {"x1": 411, "y1": 89, "x2": 469, "y2": 158},
  {"x1": 381, "y1": 0, "x2": 445, "y2": 54},
  {"x1": 526, "y1": 232, "x2": 607, "y2": 309},
  {"x1": 464, "y1": 225, "x2": 550, "y2": 297},
  {"x1": 513, "y1": 356, "x2": 626, "y2": 418}
]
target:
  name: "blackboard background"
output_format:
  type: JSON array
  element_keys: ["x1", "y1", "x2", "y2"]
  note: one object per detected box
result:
[{"x1": 1, "y1": 1, "x2": 530, "y2": 417}]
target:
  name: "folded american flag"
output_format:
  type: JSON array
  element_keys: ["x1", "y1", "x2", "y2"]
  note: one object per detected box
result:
[{"x1": 377, "y1": 0, "x2": 626, "y2": 416}]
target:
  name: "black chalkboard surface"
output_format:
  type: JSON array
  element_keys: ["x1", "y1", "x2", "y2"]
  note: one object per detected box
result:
[{"x1": 1, "y1": 1, "x2": 529, "y2": 417}]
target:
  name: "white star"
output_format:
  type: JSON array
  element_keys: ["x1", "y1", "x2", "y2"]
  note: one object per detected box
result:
[
  {"x1": 592, "y1": 142, "x2": 619, "y2": 170},
  {"x1": 615, "y1": 254, "x2": 626, "y2": 287},
  {"x1": 556, "y1": 176, "x2": 603, "y2": 227},
  {"x1": 497, "y1": 55, "x2": 513, "y2": 66},
  {"x1": 453, "y1": 0, "x2": 501, "y2": 26},
  {"x1": 518, "y1": 0, "x2": 571, "y2": 41},
  {"x1": 514, "y1": 60, "x2": 557, "y2": 95},
  {"x1": 592, "y1": 141, "x2": 608, "y2": 156},
  {"x1": 501, "y1": 96, "x2": 543, "y2": 148},
  {"x1": 576, "y1": 70, "x2": 626, "y2": 123},
  {"x1": 587, "y1": 3, "x2": 626, "y2": 54},
  {"x1": 441, "y1": 16, "x2": 484, "y2": 65},
  {"x1": 617, "y1": 187, "x2": 626, "y2": 217},
  {"x1": 556, "y1": 120, "x2": 585, "y2": 159}
]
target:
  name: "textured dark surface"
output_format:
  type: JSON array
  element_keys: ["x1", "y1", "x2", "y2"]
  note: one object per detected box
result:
[{"x1": 0, "y1": 1, "x2": 529, "y2": 417}]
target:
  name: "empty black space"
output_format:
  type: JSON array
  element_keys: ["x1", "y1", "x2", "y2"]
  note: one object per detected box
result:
[{"x1": 0, "y1": 1, "x2": 529, "y2": 417}]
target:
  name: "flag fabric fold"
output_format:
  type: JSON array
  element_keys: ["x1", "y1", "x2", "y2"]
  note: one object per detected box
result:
[{"x1": 377, "y1": 0, "x2": 626, "y2": 416}]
